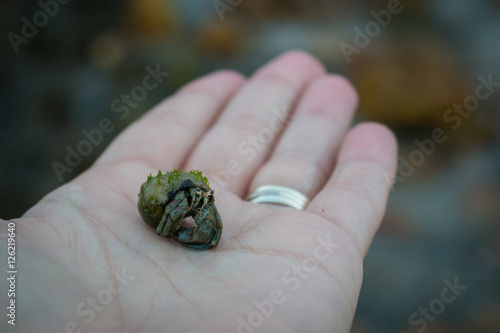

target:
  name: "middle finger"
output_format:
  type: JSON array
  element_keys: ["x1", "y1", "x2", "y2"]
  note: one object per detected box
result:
[
  {"x1": 185, "y1": 51, "x2": 325, "y2": 195},
  {"x1": 248, "y1": 75, "x2": 358, "y2": 199}
]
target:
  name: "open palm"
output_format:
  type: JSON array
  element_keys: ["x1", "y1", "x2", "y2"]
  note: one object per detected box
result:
[{"x1": 6, "y1": 52, "x2": 397, "y2": 333}]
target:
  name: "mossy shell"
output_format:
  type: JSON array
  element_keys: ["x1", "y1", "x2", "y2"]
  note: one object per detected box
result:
[{"x1": 137, "y1": 170, "x2": 211, "y2": 228}]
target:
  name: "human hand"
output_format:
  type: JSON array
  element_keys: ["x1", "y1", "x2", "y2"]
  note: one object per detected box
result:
[{"x1": 3, "y1": 51, "x2": 397, "y2": 333}]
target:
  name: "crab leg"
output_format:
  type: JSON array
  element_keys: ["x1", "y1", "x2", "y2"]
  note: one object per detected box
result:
[
  {"x1": 156, "y1": 191, "x2": 189, "y2": 237},
  {"x1": 176, "y1": 194, "x2": 222, "y2": 249}
]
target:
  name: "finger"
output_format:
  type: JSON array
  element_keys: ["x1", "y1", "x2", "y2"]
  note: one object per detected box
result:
[
  {"x1": 184, "y1": 51, "x2": 325, "y2": 195},
  {"x1": 95, "y1": 70, "x2": 246, "y2": 171},
  {"x1": 248, "y1": 75, "x2": 358, "y2": 199},
  {"x1": 307, "y1": 123, "x2": 398, "y2": 256}
]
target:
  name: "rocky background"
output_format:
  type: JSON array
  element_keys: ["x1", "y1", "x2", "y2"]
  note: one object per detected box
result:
[{"x1": 1, "y1": 0, "x2": 499, "y2": 332}]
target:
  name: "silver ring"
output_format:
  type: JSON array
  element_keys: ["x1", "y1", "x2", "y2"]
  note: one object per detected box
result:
[{"x1": 246, "y1": 185, "x2": 310, "y2": 211}]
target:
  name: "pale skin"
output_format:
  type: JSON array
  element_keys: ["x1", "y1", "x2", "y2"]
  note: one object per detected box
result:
[{"x1": 2, "y1": 51, "x2": 397, "y2": 332}]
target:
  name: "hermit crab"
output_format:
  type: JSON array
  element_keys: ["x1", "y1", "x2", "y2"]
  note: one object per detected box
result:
[{"x1": 137, "y1": 170, "x2": 222, "y2": 250}]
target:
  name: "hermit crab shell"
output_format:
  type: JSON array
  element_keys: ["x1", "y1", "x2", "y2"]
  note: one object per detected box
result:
[{"x1": 137, "y1": 170, "x2": 211, "y2": 228}]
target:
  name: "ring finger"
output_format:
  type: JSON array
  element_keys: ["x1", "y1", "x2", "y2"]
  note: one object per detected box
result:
[{"x1": 248, "y1": 75, "x2": 358, "y2": 200}]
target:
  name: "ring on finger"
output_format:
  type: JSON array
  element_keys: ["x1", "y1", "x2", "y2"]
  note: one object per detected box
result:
[{"x1": 246, "y1": 185, "x2": 310, "y2": 211}]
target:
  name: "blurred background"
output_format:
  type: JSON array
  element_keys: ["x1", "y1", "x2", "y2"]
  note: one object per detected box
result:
[{"x1": 1, "y1": 0, "x2": 499, "y2": 332}]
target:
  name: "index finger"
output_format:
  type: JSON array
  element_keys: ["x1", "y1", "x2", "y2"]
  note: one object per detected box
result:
[{"x1": 95, "y1": 70, "x2": 246, "y2": 171}]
